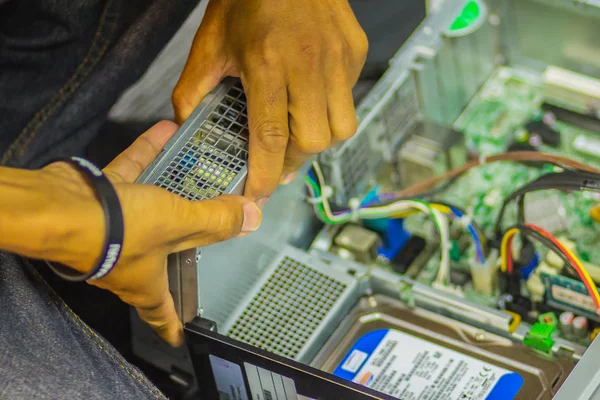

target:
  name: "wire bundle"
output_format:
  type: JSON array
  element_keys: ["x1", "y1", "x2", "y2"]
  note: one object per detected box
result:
[
  {"x1": 500, "y1": 223, "x2": 600, "y2": 314},
  {"x1": 304, "y1": 162, "x2": 487, "y2": 285},
  {"x1": 392, "y1": 151, "x2": 600, "y2": 198},
  {"x1": 494, "y1": 170, "x2": 600, "y2": 237}
]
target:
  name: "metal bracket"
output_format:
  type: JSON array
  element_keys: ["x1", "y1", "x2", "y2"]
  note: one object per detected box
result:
[{"x1": 168, "y1": 248, "x2": 200, "y2": 323}]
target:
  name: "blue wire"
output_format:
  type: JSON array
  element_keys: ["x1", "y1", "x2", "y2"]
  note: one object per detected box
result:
[{"x1": 448, "y1": 206, "x2": 485, "y2": 263}]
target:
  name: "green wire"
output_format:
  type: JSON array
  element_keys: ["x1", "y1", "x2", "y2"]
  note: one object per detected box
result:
[{"x1": 305, "y1": 176, "x2": 334, "y2": 223}]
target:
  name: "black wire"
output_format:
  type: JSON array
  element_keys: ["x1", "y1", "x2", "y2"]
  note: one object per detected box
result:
[
  {"x1": 494, "y1": 171, "x2": 600, "y2": 238},
  {"x1": 505, "y1": 224, "x2": 578, "y2": 278}
]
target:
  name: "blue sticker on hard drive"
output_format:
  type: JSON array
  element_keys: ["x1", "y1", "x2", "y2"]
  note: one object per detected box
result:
[{"x1": 333, "y1": 328, "x2": 523, "y2": 399}]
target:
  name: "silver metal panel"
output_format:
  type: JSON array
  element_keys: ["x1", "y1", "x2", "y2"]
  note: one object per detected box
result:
[
  {"x1": 553, "y1": 334, "x2": 600, "y2": 400},
  {"x1": 137, "y1": 78, "x2": 248, "y2": 200},
  {"x1": 223, "y1": 246, "x2": 360, "y2": 364}
]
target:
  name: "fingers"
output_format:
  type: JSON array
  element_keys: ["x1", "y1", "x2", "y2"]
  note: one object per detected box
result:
[
  {"x1": 104, "y1": 121, "x2": 179, "y2": 183},
  {"x1": 170, "y1": 195, "x2": 262, "y2": 252},
  {"x1": 241, "y1": 67, "x2": 289, "y2": 200},
  {"x1": 172, "y1": 54, "x2": 224, "y2": 124},
  {"x1": 325, "y1": 65, "x2": 359, "y2": 148},
  {"x1": 172, "y1": 2, "x2": 227, "y2": 124},
  {"x1": 284, "y1": 73, "x2": 330, "y2": 174},
  {"x1": 135, "y1": 290, "x2": 184, "y2": 347},
  {"x1": 92, "y1": 256, "x2": 184, "y2": 347}
]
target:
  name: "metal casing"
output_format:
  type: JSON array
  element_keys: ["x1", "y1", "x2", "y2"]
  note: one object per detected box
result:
[{"x1": 137, "y1": 78, "x2": 248, "y2": 199}]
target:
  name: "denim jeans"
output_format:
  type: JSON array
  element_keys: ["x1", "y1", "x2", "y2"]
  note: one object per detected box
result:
[
  {"x1": 0, "y1": 253, "x2": 169, "y2": 399},
  {"x1": 0, "y1": 0, "x2": 198, "y2": 398},
  {"x1": 0, "y1": 0, "x2": 198, "y2": 169}
]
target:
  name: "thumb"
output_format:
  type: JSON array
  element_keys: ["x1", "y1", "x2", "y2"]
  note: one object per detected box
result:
[{"x1": 170, "y1": 196, "x2": 262, "y2": 252}]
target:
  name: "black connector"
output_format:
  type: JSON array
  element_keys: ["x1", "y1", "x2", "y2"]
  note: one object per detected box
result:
[
  {"x1": 498, "y1": 269, "x2": 521, "y2": 297},
  {"x1": 507, "y1": 141, "x2": 544, "y2": 168},
  {"x1": 450, "y1": 269, "x2": 472, "y2": 287},
  {"x1": 542, "y1": 103, "x2": 600, "y2": 134},
  {"x1": 506, "y1": 295, "x2": 536, "y2": 323},
  {"x1": 508, "y1": 141, "x2": 537, "y2": 152},
  {"x1": 526, "y1": 120, "x2": 561, "y2": 147},
  {"x1": 391, "y1": 235, "x2": 426, "y2": 274}
]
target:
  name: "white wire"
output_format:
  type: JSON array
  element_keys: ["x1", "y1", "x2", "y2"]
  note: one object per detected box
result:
[
  {"x1": 433, "y1": 209, "x2": 451, "y2": 286},
  {"x1": 308, "y1": 161, "x2": 451, "y2": 285}
]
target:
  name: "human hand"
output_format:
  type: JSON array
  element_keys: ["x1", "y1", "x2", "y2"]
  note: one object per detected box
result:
[
  {"x1": 39, "y1": 121, "x2": 262, "y2": 346},
  {"x1": 172, "y1": 0, "x2": 368, "y2": 202}
]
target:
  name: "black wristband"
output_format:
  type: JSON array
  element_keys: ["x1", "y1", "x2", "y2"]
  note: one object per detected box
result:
[{"x1": 43, "y1": 157, "x2": 124, "y2": 281}]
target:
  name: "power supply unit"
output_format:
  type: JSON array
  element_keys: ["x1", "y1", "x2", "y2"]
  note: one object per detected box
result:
[{"x1": 132, "y1": 0, "x2": 600, "y2": 398}]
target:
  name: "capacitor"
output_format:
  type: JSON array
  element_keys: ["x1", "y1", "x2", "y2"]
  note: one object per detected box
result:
[
  {"x1": 559, "y1": 311, "x2": 575, "y2": 335},
  {"x1": 573, "y1": 316, "x2": 589, "y2": 340}
]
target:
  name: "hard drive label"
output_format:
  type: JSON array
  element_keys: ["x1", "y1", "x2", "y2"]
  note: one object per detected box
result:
[{"x1": 333, "y1": 329, "x2": 524, "y2": 400}]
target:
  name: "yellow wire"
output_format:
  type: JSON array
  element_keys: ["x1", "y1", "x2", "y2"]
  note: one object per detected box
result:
[
  {"x1": 501, "y1": 226, "x2": 600, "y2": 311},
  {"x1": 553, "y1": 237, "x2": 600, "y2": 311},
  {"x1": 390, "y1": 204, "x2": 453, "y2": 219},
  {"x1": 500, "y1": 228, "x2": 520, "y2": 273}
]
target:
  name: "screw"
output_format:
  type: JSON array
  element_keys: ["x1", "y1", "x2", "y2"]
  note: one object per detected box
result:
[{"x1": 185, "y1": 258, "x2": 192, "y2": 264}]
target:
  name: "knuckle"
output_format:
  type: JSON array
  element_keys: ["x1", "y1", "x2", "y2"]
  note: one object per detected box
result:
[
  {"x1": 332, "y1": 116, "x2": 358, "y2": 141},
  {"x1": 171, "y1": 85, "x2": 193, "y2": 112},
  {"x1": 249, "y1": 42, "x2": 280, "y2": 68},
  {"x1": 295, "y1": 135, "x2": 330, "y2": 154},
  {"x1": 255, "y1": 120, "x2": 289, "y2": 153},
  {"x1": 351, "y1": 31, "x2": 369, "y2": 60},
  {"x1": 328, "y1": 38, "x2": 346, "y2": 60}
]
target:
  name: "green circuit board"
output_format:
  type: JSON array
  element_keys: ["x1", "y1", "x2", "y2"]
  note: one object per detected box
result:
[
  {"x1": 397, "y1": 67, "x2": 600, "y2": 308},
  {"x1": 446, "y1": 67, "x2": 599, "y2": 263}
]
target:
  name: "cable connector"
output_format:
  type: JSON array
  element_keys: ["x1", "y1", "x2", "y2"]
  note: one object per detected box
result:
[
  {"x1": 307, "y1": 185, "x2": 333, "y2": 204},
  {"x1": 348, "y1": 197, "x2": 361, "y2": 222}
]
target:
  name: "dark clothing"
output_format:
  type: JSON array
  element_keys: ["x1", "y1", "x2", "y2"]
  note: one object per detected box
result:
[
  {"x1": 0, "y1": 0, "x2": 197, "y2": 168},
  {"x1": 0, "y1": 0, "x2": 199, "y2": 398},
  {"x1": 0, "y1": 252, "x2": 166, "y2": 399}
]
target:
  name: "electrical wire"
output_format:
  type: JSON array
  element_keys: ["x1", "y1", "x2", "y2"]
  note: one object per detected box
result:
[
  {"x1": 494, "y1": 170, "x2": 600, "y2": 237},
  {"x1": 500, "y1": 223, "x2": 600, "y2": 314},
  {"x1": 392, "y1": 151, "x2": 600, "y2": 198},
  {"x1": 305, "y1": 161, "x2": 454, "y2": 284}
]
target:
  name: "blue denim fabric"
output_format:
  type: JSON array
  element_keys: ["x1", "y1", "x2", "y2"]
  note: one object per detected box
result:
[
  {"x1": 0, "y1": 252, "x2": 167, "y2": 399},
  {"x1": 0, "y1": 0, "x2": 200, "y2": 398},
  {"x1": 0, "y1": 0, "x2": 198, "y2": 168}
]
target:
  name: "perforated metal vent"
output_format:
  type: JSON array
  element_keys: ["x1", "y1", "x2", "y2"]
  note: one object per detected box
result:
[
  {"x1": 224, "y1": 247, "x2": 359, "y2": 363},
  {"x1": 380, "y1": 77, "x2": 419, "y2": 154},
  {"x1": 137, "y1": 79, "x2": 248, "y2": 199},
  {"x1": 318, "y1": 123, "x2": 376, "y2": 206}
]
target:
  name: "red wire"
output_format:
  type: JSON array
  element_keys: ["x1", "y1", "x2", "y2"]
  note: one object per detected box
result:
[
  {"x1": 506, "y1": 235, "x2": 515, "y2": 275},
  {"x1": 524, "y1": 223, "x2": 600, "y2": 309}
]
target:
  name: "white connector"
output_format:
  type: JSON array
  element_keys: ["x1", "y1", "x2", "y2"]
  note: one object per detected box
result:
[{"x1": 470, "y1": 249, "x2": 499, "y2": 296}]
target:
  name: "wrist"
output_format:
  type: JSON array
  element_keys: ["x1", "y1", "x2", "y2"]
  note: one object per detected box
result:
[
  {"x1": 0, "y1": 165, "x2": 104, "y2": 273},
  {"x1": 39, "y1": 162, "x2": 106, "y2": 273}
]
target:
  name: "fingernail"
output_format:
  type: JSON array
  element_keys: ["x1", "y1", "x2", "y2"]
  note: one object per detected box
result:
[
  {"x1": 280, "y1": 172, "x2": 297, "y2": 185},
  {"x1": 257, "y1": 197, "x2": 270, "y2": 209},
  {"x1": 242, "y1": 202, "x2": 262, "y2": 232}
]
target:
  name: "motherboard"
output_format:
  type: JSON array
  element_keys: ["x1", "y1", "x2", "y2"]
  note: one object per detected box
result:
[{"x1": 310, "y1": 66, "x2": 600, "y2": 351}]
